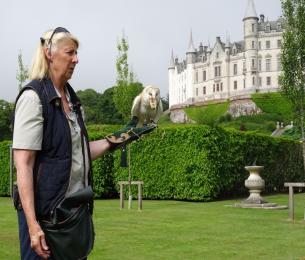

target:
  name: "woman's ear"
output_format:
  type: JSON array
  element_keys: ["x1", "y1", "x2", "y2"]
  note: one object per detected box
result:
[{"x1": 44, "y1": 48, "x2": 52, "y2": 62}]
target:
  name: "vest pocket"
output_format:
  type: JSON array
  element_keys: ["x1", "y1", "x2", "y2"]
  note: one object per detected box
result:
[{"x1": 36, "y1": 159, "x2": 70, "y2": 216}]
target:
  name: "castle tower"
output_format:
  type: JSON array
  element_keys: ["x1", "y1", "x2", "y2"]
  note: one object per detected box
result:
[
  {"x1": 168, "y1": 50, "x2": 176, "y2": 108},
  {"x1": 225, "y1": 34, "x2": 231, "y2": 97},
  {"x1": 186, "y1": 31, "x2": 196, "y2": 64},
  {"x1": 243, "y1": 0, "x2": 259, "y2": 90}
]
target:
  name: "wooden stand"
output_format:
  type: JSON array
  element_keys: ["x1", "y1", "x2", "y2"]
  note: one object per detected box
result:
[
  {"x1": 119, "y1": 181, "x2": 143, "y2": 210},
  {"x1": 284, "y1": 182, "x2": 305, "y2": 220}
]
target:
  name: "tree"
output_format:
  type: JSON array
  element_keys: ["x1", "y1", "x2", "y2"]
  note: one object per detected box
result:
[
  {"x1": 16, "y1": 50, "x2": 28, "y2": 91},
  {"x1": 113, "y1": 34, "x2": 143, "y2": 122},
  {"x1": 280, "y1": 0, "x2": 305, "y2": 140},
  {"x1": 281, "y1": 0, "x2": 305, "y2": 172},
  {"x1": 0, "y1": 100, "x2": 14, "y2": 141},
  {"x1": 99, "y1": 87, "x2": 124, "y2": 124},
  {"x1": 161, "y1": 94, "x2": 169, "y2": 111},
  {"x1": 76, "y1": 89, "x2": 102, "y2": 124}
]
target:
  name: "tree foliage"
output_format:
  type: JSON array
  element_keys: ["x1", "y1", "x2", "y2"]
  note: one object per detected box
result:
[
  {"x1": 113, "y1": 34, "x2": 143, "y2": 122},
  {"x1": 0, "y1": 100, "x2": 14, "y2": 141},
  {"x1": 280, "y1": 0, "x2": 305, "y2": 139},
  {"x1": 76, "y1": 88, "x2": 124, "y2": 125},
  {"x1": 16, "y1": 50, "x2": 28, "y2": 91}
]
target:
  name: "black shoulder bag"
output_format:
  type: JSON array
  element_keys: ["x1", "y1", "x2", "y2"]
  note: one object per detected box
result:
[{"x1": 40, "y1": 186, "x2": 95, "y2": 260}]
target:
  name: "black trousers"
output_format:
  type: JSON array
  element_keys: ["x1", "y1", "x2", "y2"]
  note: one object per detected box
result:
[{"x1": 17, "y1": 209, "x2": 42, "y2": 260}]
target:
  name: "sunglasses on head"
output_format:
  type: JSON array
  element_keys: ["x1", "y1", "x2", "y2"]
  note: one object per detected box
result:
[{"x1": 40, "y1": 27, "x2": 70, "y2": 45}]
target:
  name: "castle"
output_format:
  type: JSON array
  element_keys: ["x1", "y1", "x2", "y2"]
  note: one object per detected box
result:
[{"x1": 168, "y1": 0, "x2": 283, "y2": 109}]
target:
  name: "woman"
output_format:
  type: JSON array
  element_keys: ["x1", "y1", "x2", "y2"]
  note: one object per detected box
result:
[{"x1": 13, "y1": 27, "x2": 155, "y2": 259}]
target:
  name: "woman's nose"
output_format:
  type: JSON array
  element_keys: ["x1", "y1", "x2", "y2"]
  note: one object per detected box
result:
[{"x1": 72, "y1": 54, "x2": 79, "y2": 64}]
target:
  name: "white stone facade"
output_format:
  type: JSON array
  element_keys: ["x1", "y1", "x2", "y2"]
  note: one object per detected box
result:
[{"x1": 168, "y1": 0, "x2": 283, "y2": 109}]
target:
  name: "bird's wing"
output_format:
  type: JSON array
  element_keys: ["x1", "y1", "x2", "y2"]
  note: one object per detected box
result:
[
  {"x1": 131, "y1": 95, "x2": 142, "y2": 117},
  {"x1": 154, "y1": 100, "x2": 164, "y2": 121}
]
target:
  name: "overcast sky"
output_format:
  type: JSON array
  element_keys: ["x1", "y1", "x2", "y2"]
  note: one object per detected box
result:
[{"x1": 0, "y1": 0, "x2": 282, "y2": 102}]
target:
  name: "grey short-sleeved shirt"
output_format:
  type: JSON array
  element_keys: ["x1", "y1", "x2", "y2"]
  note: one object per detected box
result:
[{"x1": 13, "y1": 88, "x2": 90, "y2": 194}]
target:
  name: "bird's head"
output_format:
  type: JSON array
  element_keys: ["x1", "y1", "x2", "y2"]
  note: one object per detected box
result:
[{"x1": 143, "y1": 85, "x2": 160, "y2": 110}]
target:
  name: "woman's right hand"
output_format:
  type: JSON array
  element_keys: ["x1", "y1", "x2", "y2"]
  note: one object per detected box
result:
[{"x1": 29, "y1": 222, "x2": 50, "y2": 259}]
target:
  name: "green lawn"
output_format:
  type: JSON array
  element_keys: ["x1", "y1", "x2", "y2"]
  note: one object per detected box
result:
[{"x1": 1, "y1": 194, "x2": 305, "y2": 259}]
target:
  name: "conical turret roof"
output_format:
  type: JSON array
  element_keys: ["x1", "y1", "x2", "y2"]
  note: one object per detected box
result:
[
  {"x1": 243, "y1": 0, "x2": 258, "y2": 20},
  {"x1": 169, "y1": 50, "x2": 175, "y2": 69},
  {"x1": 187, "y1": 31, "x2": 196, "y2": 53}
]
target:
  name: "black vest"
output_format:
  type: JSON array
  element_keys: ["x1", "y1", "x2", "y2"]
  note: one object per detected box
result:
[{"x1": 15, "y1": 78, "x2": 93, "y2": 218}]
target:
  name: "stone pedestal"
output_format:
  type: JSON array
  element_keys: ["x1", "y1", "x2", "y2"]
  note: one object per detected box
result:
[
  {"x1": 235, "y1": 165, "x2": 287, "y2": 209},
  {"x1": 244, "y1": 165, "x2": 266, "y2": 204}
]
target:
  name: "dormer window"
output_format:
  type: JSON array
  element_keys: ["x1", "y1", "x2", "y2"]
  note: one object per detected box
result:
[
  {"x1": 266, "y1": 23, "x2": 271, "y2": 32},
  {"x1": 216, "y1": 52, "x2": 219, "y2": 59},
  {"x1": 277, "y1": 23, "x2": 281, "y2": 31}
]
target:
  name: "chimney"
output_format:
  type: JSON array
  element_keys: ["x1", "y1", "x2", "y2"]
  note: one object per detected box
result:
[{"x1": 260, "y1": 14, "x2": 265, "y2": 23}]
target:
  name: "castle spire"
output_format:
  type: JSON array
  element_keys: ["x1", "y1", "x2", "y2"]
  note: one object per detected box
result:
[
  {"x1": 225, "y1": 32, "x2": 230, "y2": 48},
  {"x1": 169, "y1": 49, "x2": 175, "y2": 69},
  {"x1": 187, "y1": 30, "x2": 196, "y2": 53},
  {"x1": 243, "y1": 0, "x2": 258, "y2": 21}
]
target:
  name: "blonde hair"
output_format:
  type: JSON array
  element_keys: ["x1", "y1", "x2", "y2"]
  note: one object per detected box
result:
[{"x1": 29, "y1": 28, "x2": 79, "y2": 80}]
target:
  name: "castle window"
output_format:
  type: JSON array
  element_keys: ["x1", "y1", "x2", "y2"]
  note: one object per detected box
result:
[
  {"x1": 203, "y1": 86, "x2": 206, "y2": 95},
  {"x1": 203, "y1": 70, "x2": 207, "y2": 81},
  {"x1": 267, "y1": 77, "x2": 271, "y2": 86},
  {"x1": 258, "y1": 59, "x2": 262, "y2": 71},
  {"x1": 234, "y1": 81, "x2": 237, "y2": 90},
  {"x1": 252, "y1": 77, "x2": 255, "y2": 86},
  {"x1": 216, "y1": 52, "x2": 219, "y2": 59},
  {"x1": 217, "y1": 84, "x2": 219, "y2": 92},
  {"x1": 214, "y1": 66, "x2": 221, "y2": 77},
  {"x1": 266, "y1": 58, "x2": 271, "y2": 71},
  {"x1": 258, "y1": 41, "x2": 261, "y2": 49},
  {"x1": 252, "y1": 24, "x2": 255, "y2": 32},
  {"x1": 277, "y1": 39, "x2": 282, "y2": 48},
  {"x1": 277, "y1": 56, "x2": 282, "y2": 70},
  {"x1": 233, "y1": 64, "x2": 237, "y2": 75},
  {"x1": 252, "y1": 59, "x2": 255, "y2": 68},
  {"x1": 266, "y1": 40, "x2": 270, "y2": 49},
  {"x1": 258, "y1": 77, "x2": 262, "y2": 86},
  {"x1": 220, "y1": 83, "x2": 223, "y2": 91},
  {"x1": 213, "y1": 84, "x2": 215, "y2": 92},
  {"x1": 252, "y1": 41, "x2": 255, "y2": 49}
]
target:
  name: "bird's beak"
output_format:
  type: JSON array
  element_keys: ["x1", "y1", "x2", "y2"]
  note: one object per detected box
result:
[{"x1": 150, "y1": 99, "x2": 157, "y2": 110}]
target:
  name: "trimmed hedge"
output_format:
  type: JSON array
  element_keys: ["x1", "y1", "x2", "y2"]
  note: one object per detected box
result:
[
  {"x1": 0, "y1": 125, "x2": 304, "y2": 201},
  {"x1": 0, "y1": 141, "x2": 12, "y2": 196},
  {"x1": 113, "y1": 125, "x2": 304, "y2": 201}
]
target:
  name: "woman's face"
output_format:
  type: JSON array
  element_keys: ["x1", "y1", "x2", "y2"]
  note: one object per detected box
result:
[{"x1": 50, "y1": 38, "x2": 79, "y2": 81}]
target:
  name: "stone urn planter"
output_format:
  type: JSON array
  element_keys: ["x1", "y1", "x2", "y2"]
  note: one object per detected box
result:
[
  {"x1": 234, "y1": 165, "x2": 287, "y2": 209},
  {"x1": 244, "y1": 165, "x2": 266, "y2": 204}
]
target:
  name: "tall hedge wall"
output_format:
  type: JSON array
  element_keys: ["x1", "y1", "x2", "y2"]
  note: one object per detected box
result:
[
  {"x1": 0, "y1": 125, "x2": 304, "y2": 200},
  {"x1": 0, "y1": 141, "x2": 12, "y2": 196},
  {"x1": 113, "y1": 125, "x2": 304, "y2": 201}
]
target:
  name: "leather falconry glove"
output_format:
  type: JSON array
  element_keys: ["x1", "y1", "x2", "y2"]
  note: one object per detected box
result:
[{"x1": 105, "y1": 116, "x2": 157, "y2": 167}]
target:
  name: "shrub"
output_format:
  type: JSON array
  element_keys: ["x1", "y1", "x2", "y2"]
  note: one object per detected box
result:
[
  {"x1": 251, "y1": 92, "x2": 293, "y2": 122},
  {"x1": 0, "y1": 125, "x2": 303, "y2": 201},
  {"x1": 185, "y1": 102, "x2": 229, "y2": 125},
  {"x1": 0, "y1": 141, "x2": 12, "y2": 196},
  {"x1": 113, "y1": 125, "x2": 304, "y2": 201}
]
